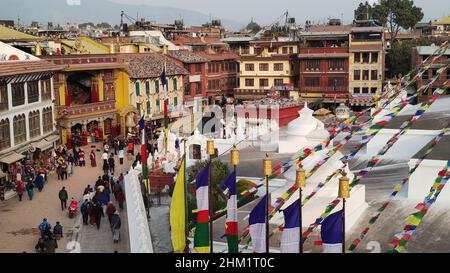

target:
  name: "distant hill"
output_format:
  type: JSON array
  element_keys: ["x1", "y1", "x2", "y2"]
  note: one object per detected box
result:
[{"x1": 0, "y1": 0, "x2": 244, "y2": 30}]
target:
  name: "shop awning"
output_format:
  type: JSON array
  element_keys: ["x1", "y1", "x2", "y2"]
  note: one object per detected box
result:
[
  {"x1": 45, "y1": 135, "x2": 60, "y2": 144},
  {"x1": 0, "y1": 152, "x2": 25, "y2": 164},
  {"x1": 33, "y1": 139, "x2": 53, "y2": 151},
  {"x1": 0, "y1": 169, "x2": 6, "y2": 179}
]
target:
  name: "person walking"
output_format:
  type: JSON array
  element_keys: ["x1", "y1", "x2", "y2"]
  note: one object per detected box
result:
[
  {"x1": 56, "y1": 165, "x2": 62, "y2": 181},
  {"x1": 79, "y1": 149, "x2": 86, "y2": 167},
  {"x1": 90, "y1": 150, "x2": 97, "y2": 168},
  {"x1": 80, "y1": 199, "x2": 90, "y2": 225},
  {"x1": 26, "y1": 180, "x2": 34, "y2": 200},
  {"x1": 39, "y1": 218, "x2": 51, "y2": 237},
  {"x1": 73, "y1": 147, "x2": 80, "y2": 166},
  {"x1": 106, "y1": 201, "x2": 117, "y2": 224},
  {"x1": 116, "y1": 189, "x2": 125, "y2": 210},
  {"x1": 118, "y1": 148, "x2": 124, "y2": 165},
  {"x1": 53, "y1": 221, "x2": 63, "y2": 240},
  {"x1": 102, "y1": 159, "x2": 109, "y2": 176},
  {"x1": 58, "y1": 187, "x2": 68, "y2": 211},
  {"x1": 43, "y1": 235, "x2": 58, "y2": 253},
  {"x1": 108, "y1": 153, "x2": 115, "y2": 174},
  {"x1": 35, "y1": 173, "x2": 45, "y2": 192},
  {"x1": 110, "y1": 211, "x2": 121, "y2": 243},
  {"x1": 93, "y1": 202, "x2": 103, "y2": 230},
  {"x1": 16, "y1": 180, "x2": 25, "y2": 201}
]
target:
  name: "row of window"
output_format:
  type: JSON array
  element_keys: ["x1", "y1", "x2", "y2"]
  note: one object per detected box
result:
[
  {"x1": 245, "y1": 63, "x2": 285, "y2": 72},
  {"x1": 353, "y1": 87, "x2": 378, "y2": 94},
  {"x1": 136, "y1": 98, "x2": 179, "y2": 116},
  {"x1": 244, "y1": 78, "x2": 285, "y2": 87},
  {"x1": 135, "y1": 78, "x2": 178, "y2": 96},
  {"x1": 208, "y1": 61, "x2": 237, "y2": 73},
  {"x1": 422, "y1": 69, "x2": 450, "y2": 80},
  {"x1": 0, "y1": 79, "x2": 52, "y2": 111},
  {"x1": 304, "y1": 59, "x2": 346, "y2": 71},
  {"x1": 184, "y1": 82, "x2": 202, "y2": 96},
  {"x1": 303, "y1": 77, "x2": 346, "y2": 87},
  {"x1": 0, "y1": 107, "x2": 53, "y2": 151},
  {"x1": 354, "y1": 70, "x2": 379, "y2": 81},
  {"x1": 354, "y1": 52, "x2": 379, "y2": 64},
  {"x1": 208, "y1": 78, "x2": 237, "y2": 90}
]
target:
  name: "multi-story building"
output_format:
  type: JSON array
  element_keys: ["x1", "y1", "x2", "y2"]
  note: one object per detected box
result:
[
  {"x1": 42, "y1": 54, "x2": 129, "y2": 147},
  {"x1": 298, "y1": 25, "x2": 351, "y2": 104},
  {"x1": 0, "y1": 42, "x2": 61, "y2": 200},
  {"x1": 167, "y1": 50, "x2": 208, "y2": 114},
  {"x1": 412, "y1": 45, "x2": 450, "y2": 102},
  {"x1": 236, "y1": 40, "x2": 299, "y2": 100},
  {"x1": 122, "y1": 53, "x2": 189, "y2": 129},
  {"x1": 348, "y1": 26, "x2": 385, "y2": 107},
  {"x1": 196, "y1": 49, "x2": 238, "y2": 104},
  {"x1": 432, "y1": 15, "x2": 450, "y2": 36}
]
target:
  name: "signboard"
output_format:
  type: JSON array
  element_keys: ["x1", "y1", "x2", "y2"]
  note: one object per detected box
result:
[
  {"x1": 273, "y1": 83, "x2": 294, "y2": 91},
  {"x1": 324, "y1": 93, "x2": 349, "y2": 98},
  {"x1": 189, "y1": 75, "x2": 201, "y2": 83}
]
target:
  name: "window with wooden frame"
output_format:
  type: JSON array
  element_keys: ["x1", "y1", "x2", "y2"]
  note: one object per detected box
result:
[
  {"x1": 43, "y1": 107, "x2": 53, "y2": 133},
  {"x1": 259, "y1": 63, "x2": 269, "y2": 71},
  {"x1": 0, "y1": 118, "x2": 10, "y2": 151},
  {"x1": 13, "y1": 114, "x2": 26, "y2": 144},
  {"x1": 245, "y1": 63, "x2": 255, "y2": 71},
  {"x1": 41, "y1": 78, "x2": 52, "y2": 101},
  {"x1": 305, "y1": 60, "x2": 320, "y2": 71},
  {"x1": 259, "y1": 78, "x2": 269, "y2": 87},
  {"x1": 27, "y1": 81, "x2": 39, "y2": 103},
  {"x1": 245, "y1": 78, "x2": 254, "y2": 87},
  {"x1": 305, "y1": 77, "x2": 320, "y2": 87},
  {"x1": 328, "y1": 59, "x2": 345, "y2": 71},
  {"x1": 274, "y1": 63, "x2": 284, "y2": 71},
  {"x1": 0, "y1": 83, "x2": 7, "y2": 112},
  {"x1": 11, "y1": 83, "x2": 25, "y2": 107},
  {"x1": 29, "y1": 110, "x2": 41, "y2": 139}
]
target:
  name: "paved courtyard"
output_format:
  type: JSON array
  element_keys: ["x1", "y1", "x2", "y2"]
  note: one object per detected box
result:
[{"x1": 0, "y1": 142, "x2": 133, "y2": 253}]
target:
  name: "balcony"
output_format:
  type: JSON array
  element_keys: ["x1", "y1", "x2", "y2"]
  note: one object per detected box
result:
[
  {"x1": 299, "y1": 47, "x2": 348, "y2": 54},
  {"x1": 57, "y1": 100, "x2": 116, "y2": 117}
]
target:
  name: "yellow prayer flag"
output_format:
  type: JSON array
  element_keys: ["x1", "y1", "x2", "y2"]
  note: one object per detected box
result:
[
  {"x1": 406, "y1": 215, "x2": 421, "y2": 226},
  {"x1": 170, "y1": 159, "x2": 186, "y2": 253},
  {"x1": 394, "y1": 184, "x2": 402, "y2": 192}
]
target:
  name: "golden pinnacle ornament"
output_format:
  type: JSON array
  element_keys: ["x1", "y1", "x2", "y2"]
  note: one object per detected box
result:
[
  {"x1": 231, "y1": 145, "x2": 239, "y2": 166},
  {"x1": 296, "y1": 162, "x2": 306, "y2": 189},
  {"x1": 263, "y1": 153, "x2": 272, "y2": 177},
  {"x1": 338, "y1": 171, "x2": 350, "y2": 199},
  {"x1": 207, "y1": 139, "x2": 215, "y2": 156}
]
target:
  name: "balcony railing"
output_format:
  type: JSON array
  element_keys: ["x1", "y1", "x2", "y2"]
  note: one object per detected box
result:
[
  {"x1": 58, "y1": 100, "x2": 116, "y2": 116},
  {"x1": 299, "y1": 47, "x2": 348, "y2": 54}
]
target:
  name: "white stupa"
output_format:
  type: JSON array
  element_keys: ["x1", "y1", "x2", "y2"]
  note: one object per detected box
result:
[{"x1": 278, "y1": 102, "x2": 331, "y2": 153}]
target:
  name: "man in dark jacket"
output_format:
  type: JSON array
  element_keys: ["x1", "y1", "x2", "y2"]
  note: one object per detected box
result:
[
  {"x1": 43, "y1": 235, "x2": 58, "y2": 253},
  {"x1": 108, "y1": 153, "x2": 115, "y2": 174},
  {"x1": 58, "y1": 187, "x2": 68, "y2": 211},
  {"x1": 110, "y1": 212, "x2": 121, "y2": 243},
  {"x1": 93, "y1": 202, "x2": 103, "y2": 230},
  {"x1": 80, "y1": 199, "x2": 90, "y2": 225}
]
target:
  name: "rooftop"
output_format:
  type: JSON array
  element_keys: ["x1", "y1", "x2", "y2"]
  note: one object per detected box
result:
[
  {"x1": 412, "y1": 135, "x2": 450, "y2": 160},
  {"x1": 416, "y1": 45, "x2": 450, "y2": 55},
  {"x1": 167, "y1": 50, "x2": 208, "y2": 63},
  {"x1": 0, "y1": 25, "x2": 42, "y2": 42},
  {"x1": 196, "y1": 51, "x2": 238, "y2": 61},
  {"x1": 0, "y1": 60, "x2": 62, "y2": 78},
  {"x1": 121, "y1": 53, "x2": 189, "y2": 79}
]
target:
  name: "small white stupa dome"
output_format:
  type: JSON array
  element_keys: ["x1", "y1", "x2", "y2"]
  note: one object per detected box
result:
[{"x1": 287, "y1": 102, "x2": 325, "y2": 137}]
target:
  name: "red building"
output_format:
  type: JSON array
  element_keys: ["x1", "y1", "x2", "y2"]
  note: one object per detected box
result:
[
  {"x1": 411, "y1": 45, "x2": 450, "y2": 102},
  {"x1": 299, "y1": 25, "x2": 351, "y2": 104},
  {"x1": 167, "y1": 50, "x2": 208, "y2": 112}
]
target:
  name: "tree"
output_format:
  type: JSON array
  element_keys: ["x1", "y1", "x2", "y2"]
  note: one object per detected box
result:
[{"x1": 373, "y1": 0, "x2": 423, "y2": 43}]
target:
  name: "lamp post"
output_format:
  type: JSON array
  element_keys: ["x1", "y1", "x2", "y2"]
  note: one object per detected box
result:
[
  {"x1": 207, "y1": 139, "x2": 215, "y2": 253},
  {"x1": 338, "y1": 171, "x2": 350, "y2": 254},
  {"x1": 263, "y1": 153, "x2": 272, "y2": 253},
  {"x1": 231, "y1": 145, "x2": 239, "y2": 174},
  {"x1": 296, "y1": 161, "x2": 306, "y2": 253},
  {"x1": 181, "y1": 137, "x2": 190, "y2": 253}
]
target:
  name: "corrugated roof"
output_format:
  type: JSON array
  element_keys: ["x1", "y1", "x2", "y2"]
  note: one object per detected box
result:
[
  {"x1": 0, "y1": 60, "x2": 62, "y2": 77},
  {"x1": 168, "y1": 50, "x2": 208, "y2": 63},
  {"x1": 121, "y1": 53, "x2": 189, "y2": 79},
  {"x1": 0, "y1": 25, "x2": 41, "y2": 42},
  {"x1": 416, "y1": 45, "x2": 450, "y2": 55}
]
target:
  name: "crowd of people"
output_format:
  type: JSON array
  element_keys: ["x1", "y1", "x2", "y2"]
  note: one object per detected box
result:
[{"x1": 35, "y1": 218, "x2": 62, "y2": 253}]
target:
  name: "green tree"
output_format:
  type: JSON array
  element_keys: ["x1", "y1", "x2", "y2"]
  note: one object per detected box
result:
[{"x1": 373, "y1": 0, "x2": 423, "y2": 43}]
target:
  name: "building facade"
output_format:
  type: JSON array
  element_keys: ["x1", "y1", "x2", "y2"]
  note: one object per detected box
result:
[
  {"x1": 348, "y1": 27, "x2": 385, "y2": 107},
  {"x1": 236, "y1": 41, "x2": 299, "y2": 100}
]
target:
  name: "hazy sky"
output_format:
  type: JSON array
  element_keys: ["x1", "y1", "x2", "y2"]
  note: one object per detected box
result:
[{"x1": 110, "y1": 0, "x2": 450, "y2": 25}]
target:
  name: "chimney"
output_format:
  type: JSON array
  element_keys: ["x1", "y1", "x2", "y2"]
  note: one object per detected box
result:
[
  {"x1": 35, "y1": 43, "x2": 42, "y2": 56},
  {"x1": 163, "y1": 44, "x2": 169, "y2": 55}
]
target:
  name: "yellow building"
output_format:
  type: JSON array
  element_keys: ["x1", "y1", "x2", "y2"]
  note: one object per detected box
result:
[
  {"x1": 236, "y1": 41, "x2": 299, "y2": 100},
  {"x1": 432, "y1": 15, "x2": 450, "y2": 36},
  {"x1": 60, "y1": 36, "x2": 110, "y2": 54},
  {"x1": 122, "y1": 53, "x2": 189, "y2": 129},
  {"x1": 348, "y1": 27, "x2": 385, "y2": 106}
]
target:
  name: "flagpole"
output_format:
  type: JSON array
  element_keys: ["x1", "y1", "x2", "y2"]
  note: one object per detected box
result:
[
  {"x1": 296, "y1": 162, "x2": 306, "y2": 254},
  {"x1": 338, "y1": 171, "x2": 350, "y2": 254},
  {"x1": 182, "y1": 138, "x2": 189, "y2": 253},
  {"x1": 342, "y1": 198, "x2": 346, "y2": 253},
  {"x1": 207, "y1": 139, "x2": 215, "y2": 253},
  {"x1": 263, "y1": 154, "x2": 272, "y2": 253}
]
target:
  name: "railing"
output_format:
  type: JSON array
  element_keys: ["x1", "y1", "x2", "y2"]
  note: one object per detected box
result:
[
  {"x1": 299, "y1": 47, "x2": 348, "y2": 54},
  {"x1": 58, "y1": 100, "x2": 115, "y2": 116}
]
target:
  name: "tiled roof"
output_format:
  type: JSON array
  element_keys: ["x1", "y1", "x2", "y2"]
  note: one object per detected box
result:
[
  {"x1": 168, "y1": 50, "x2": 208, "y2": 63},
  {"x1": 307, "y1": 25, "x2": 353, "y2": 33},
  {"x1": 196, "y1": 51, "x2": 238, "y2": 61},
  {"x1": 349, "y1": 44, "x2": 383, "y2": 52},
  {"x1": 172, "y1": 36, "x2": 223, "y2": 46},
  {"x1": 121, "y1": 53, "x2": 189, "y2": 79},
  {"x1": 0, "y1": 60, "x2": 61, "y2": 78}
]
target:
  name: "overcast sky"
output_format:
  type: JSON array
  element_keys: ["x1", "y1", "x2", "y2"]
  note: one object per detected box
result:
[{"x1": 110, "y1": 0, "x2": 449, "y2": 25}]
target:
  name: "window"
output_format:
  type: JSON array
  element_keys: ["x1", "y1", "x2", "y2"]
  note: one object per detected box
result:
[
  {"x1": 305, "y1": 77, "x2": 320, "y2": 87},
  {"x1": 245, "y1": 64, "x2": 254, "y2": 71},
  {"x1": 0, "y1": 84, "x2": 7, "y2": 111},
  {"x1": 137, "y1": 102, "x2": 141, "y2": 116},
  {"x1": 146, "y1": 101, "x2": 151, "y2": 114},
  {"x1": 135, "y1": 81, "x2": 140, "y2": 96},
  {"x1": 259, "y1": 79, "x2": 269, "y2": 87},
  {"x1": 145, "y1": 81, "x2": 150, "y2": 95},
  {"x1": 29, "y1": 110, "x2": 40, "y2": 139},
  {"x1": 274, "y1": 79, "x2": 284, "y2": 86},
  {"x1": 329, "y1": 59, "x2": 345, "y2": 71},
  {"x1": 422, "y1": 72, "x2": 429, "y2": 80},
  {"x1": 371, "y1": 87, "x2": 377, "y2": 94},
  {"x1": 11, "y1": 83, "x2": 25, "y2": 107},
  {"x1": 174, "y1": 96, "x2": 178, "y2": 107},
  {"x1": 155, "y1": 80, "x2": 160, "y2": 93},
  {"x1": 13, "y1": 114, "x2": 26, "y2": 144},
  {"x1": 282, "y1": 47, "x2": 288, "y2": 54},
  {"x1": 371, "y1": 52, "x2": 378, "y2": 63},
  {"x1": 104, "y1": 118, "x2": 112, "y2": 135},
  {"x1": 274, "y1": 63, "x2": 284, "y2": 71},
  {"x1": 41, "y1": 79, "x2": 52, "y2": 101},
  {"x1": 354, "y1": 70, "x2": 361, "y2": 81},
  {"x1": 245, "y1": 78, "x2": 254, "y2": 87},
  {"x1": 328, "y1": 78, "x2": 345, "y2": 87},
  {"x1": 305, "y1": 60, "x2": 320, "y2": 71},
  {"x1": 0, "y1": 118, "x2": 10, "y2": 151},
  {"x1": 362, "y1": 87, "x2": 369, "y2": 94},
  {"x1": 432, "y1": 69, "x2": 437, "y2": 77},
  {"x1": 353, "y1": 87, "x2": 360, "y2": 94},
  {"x1": 354, "y1": 53, "x2": 361, "y2": 63},
  {"x1": 289, "y1": 47, "x2": 294, "y2": 54},
  {"x1": 173, "y1": 78, "x2": 178, "y2": 90},
  {"x1": 371, "y1": 70, "x2": 378, "y2": 81},
  {"x1": 362, "y1": 52, "x2": 370, "y2": 63},
  {"x1": 363, "y1": 70, "x2": 369, "y2": 81},
  {"x1": 27, "y1": 81, "x2": 39, "y2": 103},
  {"x1": 259, "y1": 63, "x2": 269, "y2": 71},
  {"x1": 195, "y1": 64, "x2": 202, "y2": 73},
  {"x1": 43, "y1": 107, "x2": 53, "y2": 133},
  {"x1": 156, "y1": 100, "x2": 160, "y2": 112},
  {"x1": 447, "y1": 69, "x2": 450, "y2": 79}
]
